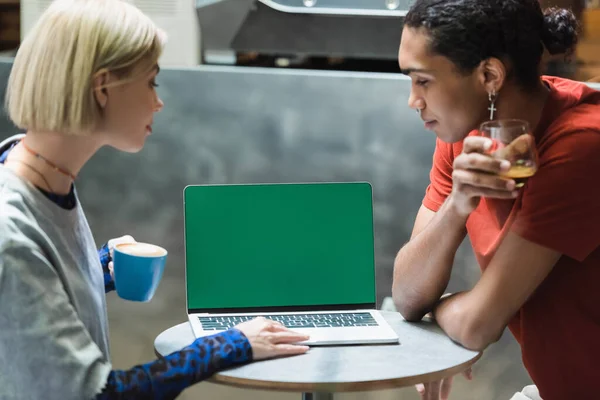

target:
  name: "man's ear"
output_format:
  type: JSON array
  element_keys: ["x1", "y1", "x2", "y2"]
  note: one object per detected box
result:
[
  {"x1": 476, "y1": 57, "x2": 507, "y2": 94},
  {"x1": 93, "y1": 69, "x2": 110, "y2": 109}
]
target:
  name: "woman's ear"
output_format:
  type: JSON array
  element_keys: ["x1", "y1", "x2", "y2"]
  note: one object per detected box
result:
[
  {"x1": 476, "y1": 57, "x2": 507, "y2": 94},
  {"x1": 93, "y1": 70, "x2": 110, "y2": 109}
]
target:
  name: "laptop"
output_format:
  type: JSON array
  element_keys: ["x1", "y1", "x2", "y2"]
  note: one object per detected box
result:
[{"x1": 184, "y1": 182, "x2": 399, "y2": 346}]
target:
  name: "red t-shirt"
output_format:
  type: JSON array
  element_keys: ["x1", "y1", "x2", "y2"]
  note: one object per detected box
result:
[{"x1": 423, "y1": 76, "x2": 600, "y2": 400}]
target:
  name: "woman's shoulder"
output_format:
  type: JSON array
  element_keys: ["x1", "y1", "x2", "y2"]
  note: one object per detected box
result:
[{"x1": 0, "y1": 171, "x2": 51, "y2": 253}]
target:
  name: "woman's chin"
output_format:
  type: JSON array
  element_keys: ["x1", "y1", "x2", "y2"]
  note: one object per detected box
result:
[{"x1": 111, "y1": 139, "x2": 146, "y2": 153}]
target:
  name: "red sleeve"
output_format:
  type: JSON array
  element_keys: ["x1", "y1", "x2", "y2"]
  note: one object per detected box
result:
[
  {"x1": 512, "y1": 129, "x2": 600, "y2": 262},
  {"x1": 422, "y1": 138, "x2": 455, "y2": 212}
]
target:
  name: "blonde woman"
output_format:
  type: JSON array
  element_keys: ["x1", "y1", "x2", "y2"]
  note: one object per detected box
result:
[{"x1": 0, "y1": 1, "x2": 309, "y2": 399}]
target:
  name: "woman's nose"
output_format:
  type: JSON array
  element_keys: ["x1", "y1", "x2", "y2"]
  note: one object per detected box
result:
[{"x1": 154, "y1": 96, "x2": 164, "y2": 113}]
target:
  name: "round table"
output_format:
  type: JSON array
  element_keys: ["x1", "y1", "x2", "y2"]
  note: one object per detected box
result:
[{"x1": 154, "y1": 311, "x2": 481, "y2": 400}]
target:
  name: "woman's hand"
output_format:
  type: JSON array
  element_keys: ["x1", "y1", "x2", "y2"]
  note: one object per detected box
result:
[
  {"x1": 235, "y1": 317, "x2": 310, "y2": 360},
  {"x1": 106, "y1": 235, "x2": 136, "y2": 279}
]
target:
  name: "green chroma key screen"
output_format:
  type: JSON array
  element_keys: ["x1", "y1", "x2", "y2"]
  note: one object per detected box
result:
[{"x1": 184, "y1": 182, "x2": 376, "y2": 311}]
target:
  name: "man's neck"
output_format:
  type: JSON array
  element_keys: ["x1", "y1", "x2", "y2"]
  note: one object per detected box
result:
[{"x1": 494, "y1": 81, "x2": 551, "y2": 134}]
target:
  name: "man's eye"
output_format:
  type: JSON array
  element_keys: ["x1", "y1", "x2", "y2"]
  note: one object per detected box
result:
[{"x1": 416, "y1": 79, "x2": 429, "y2": 87}]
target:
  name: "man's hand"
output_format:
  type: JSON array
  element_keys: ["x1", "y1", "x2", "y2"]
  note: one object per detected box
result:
[
  {"x1": 424, "y1": 293, "x2": 454, "y2": 320},
  {"x1": 415, "y1": 368, "x2": 473, "y2": 400},
  {"x1": 491, "y1": 134, "x2": 534, "y2": 163},
  {"x1": 450, "y1": 136, "x2": 518, "y2": 217}
]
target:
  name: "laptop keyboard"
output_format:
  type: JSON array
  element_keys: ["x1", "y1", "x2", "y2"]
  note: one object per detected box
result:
[{"x1": 198, "y1": 312, "x2": 379, "y2": 331}]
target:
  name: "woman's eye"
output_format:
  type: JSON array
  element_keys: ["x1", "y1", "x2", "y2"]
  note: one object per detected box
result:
[{"x1": 150, "y1": 80, "x2": 159, "y2": 88}]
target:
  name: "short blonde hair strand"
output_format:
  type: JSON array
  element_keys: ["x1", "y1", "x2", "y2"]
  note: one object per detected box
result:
[{"x1": 5, "y1": 0, "x2": 167, "y2": 135}]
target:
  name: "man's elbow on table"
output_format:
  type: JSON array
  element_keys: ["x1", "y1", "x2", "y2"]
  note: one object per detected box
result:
[
  {"x1": 457, "y1": 320, "x2": 503, "y2": 352},
  {"x1": 436, "y1": 297, "x2": 504, "y2": 352},
  {"x1": 391, "y1": 286, "x2": 432, "y2": 322}
]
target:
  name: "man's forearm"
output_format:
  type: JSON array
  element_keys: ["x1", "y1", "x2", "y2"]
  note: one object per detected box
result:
[
  {"x1": 433, "y1": 292, "x2": 502, "y2": 351},
  {"x1": 392, "y1": 196, "x2": 468, "y2": 321}
]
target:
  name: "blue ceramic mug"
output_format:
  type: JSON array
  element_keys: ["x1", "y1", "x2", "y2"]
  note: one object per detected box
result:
[{"x1": 112, "y1": 242, "x2": 167, "y2": 302}]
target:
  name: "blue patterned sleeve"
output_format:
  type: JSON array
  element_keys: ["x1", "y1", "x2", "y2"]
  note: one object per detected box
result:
[
  {"x1": 98, "y1": 243, "x2": 115, "y2": 293},
  {"x1": 96, "y1": 328, "x2": 252, "y2": 400}
]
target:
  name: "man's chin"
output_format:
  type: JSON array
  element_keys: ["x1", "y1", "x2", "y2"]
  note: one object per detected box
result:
[{"x1": 434, "y1": 127, "x2": 467, "y2": 144}]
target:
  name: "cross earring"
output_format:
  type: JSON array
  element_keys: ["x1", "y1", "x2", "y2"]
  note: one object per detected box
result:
[{"x1": 488, "y1": 90, "x2": 497, "y2": 120}]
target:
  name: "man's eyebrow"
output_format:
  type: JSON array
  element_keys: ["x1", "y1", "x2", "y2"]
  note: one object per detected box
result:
[{"x1": 400, "y1": 68, "x2": 433, "y2": 75}]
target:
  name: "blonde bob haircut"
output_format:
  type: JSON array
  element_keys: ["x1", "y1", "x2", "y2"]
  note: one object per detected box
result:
[{"x1": 6, "y1": 0, "x2": 166, "y2": 135}]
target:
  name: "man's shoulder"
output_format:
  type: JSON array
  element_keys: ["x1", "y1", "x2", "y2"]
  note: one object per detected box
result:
[
  {"x1": 548, "y1": 104, "x2": 600, "y2": 135},
  {"x1": 543, "y1": 76, "x2": 600, "y2": 131},
  {"x1": 543, "y1": 75, "x2": 600, "y2": 103},
  {"x1": 538, "y1": 77, "x2": 600, "y2": 157},
  {"x1": 541, "y1": 115, "x2": 600, "y2": 159}
]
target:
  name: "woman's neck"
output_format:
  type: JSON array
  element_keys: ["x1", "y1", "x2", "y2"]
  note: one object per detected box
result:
[{"x1": 4, "y1": 131, "x2": 104, "y2": 195}]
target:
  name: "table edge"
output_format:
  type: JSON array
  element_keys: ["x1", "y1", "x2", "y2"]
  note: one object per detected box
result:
[{"x1": 205, "y1": 351, "x2": 482, "y2": 392}]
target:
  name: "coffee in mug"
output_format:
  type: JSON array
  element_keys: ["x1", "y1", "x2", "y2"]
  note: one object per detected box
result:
[{"x1": 115, "y1": 243, "x2": 167, "y2": 257}]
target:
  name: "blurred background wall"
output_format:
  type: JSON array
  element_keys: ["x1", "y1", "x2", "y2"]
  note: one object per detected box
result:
[
  {"x1": 0, "y1": 58, "x2": 533, "y2": 400},
  {"x1": 2, "y1": 0, "x2": 600, "y2": 398}
]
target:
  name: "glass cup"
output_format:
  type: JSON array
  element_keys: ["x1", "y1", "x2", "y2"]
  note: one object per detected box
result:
[{"x1": 479, "y1": 119, "x2": 539, "y2": 188}]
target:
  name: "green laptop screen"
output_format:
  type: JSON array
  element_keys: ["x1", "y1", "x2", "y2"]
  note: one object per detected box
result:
[{"x1": 184, "y1": 182, "x2": 376, "y2": 311}]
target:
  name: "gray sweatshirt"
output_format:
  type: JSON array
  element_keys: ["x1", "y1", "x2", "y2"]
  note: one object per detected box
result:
[{"x1": 0, "y1": 148, "x2": 111, "y2": 400}]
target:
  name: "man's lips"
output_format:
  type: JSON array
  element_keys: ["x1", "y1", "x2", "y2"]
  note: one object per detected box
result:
[{"x1": 423, "y1": 120, "x2": 437, "y2": 129}]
